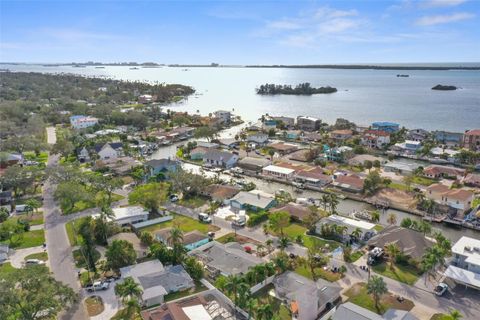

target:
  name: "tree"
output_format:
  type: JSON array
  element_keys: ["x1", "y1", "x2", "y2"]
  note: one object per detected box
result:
[
  {"x1": 106, "y1": 240, "x2": 137, "y2": 270},
  {"x1": 268, "y1": 211, "x2": 290, "y2": 236},
  {"x1": 373, "y1": 160, "x2": 381, "y2": 169},
  {"x1": 278, "y1": 237, "x2": 291, "y2": 251},
  {"x1": 343, "y1": 246, "x2": 353, "y2": 262},
  {"x1": 367, "y1": 275, "x2": 388, "y2": 311},
  {"x1": 128, "y1": 182, "x2": 169, "y2": 214},
  {"x1": 245, "y1": 298, "x2": 257, "y2": 320},
  {"x1": 403, "y1": 175, "x2": 414, "y2": 192},
  {"x1": 363, "y1": 170, "x2": 383, "y2": 195},
  {"x1": 168, "y1": 169, "x2": 209, "y2": 198},
  {"x1": 419, "y1": 220, "x2": 432, "y2": 235},
  {"x1": 25, "y1": 198, "x2": 41, "y2": 213},
  {"x1": 256, "y1": 303, "x2": 274, "y2": 320},
  {"x1": 51, "y1": 138, "x2": 75, "y2": 160},
  {"x1": 149, "y1": 242, "x2": 173, "y2": 264},
  {"x1": 0, "y1": 207, "x2": 9, "y2": 223},
  {"x1": 194, "y1": 126, "x2": 217, "y2": 141},
  {"x1": 114, "y1": 276, "x2": 143, "y2": 303},
  {"x1": 371, "y1": 210, "x2": 380, "y2": 223},
  {"x1": 184, "y1": 256, "x2": 204, "y2": 281},
  {"x1": 54, "y1": 181, "x2": 92, "y2": 214},
  {"x1": 328, "y1": 193, "x2": 339, "y2": 215},
  {"x1": 140, "y1": 232, "x2": 154, "y2": 246},
  {"x1": 401, "y1": 217, "x2": 413, "y2": 228},
  {"x1": 96, "y1": 205, "x2": 115, "y2": 245},
  {"x1": 350, "y1": 227, "x2": 362, "y2": 242},
  {"x1": 385, "y1": 243, "x2": 400, "y2": 270},
  {"x1": 387, "y1": 213, "x2": 397, "y2": 225},
  {"x1": 364, "y1": 160, "x2": 373, "y2": 172},
  {"x1": 168, "y1": 227, "x2": 185, "y2": 264},
  {"x1": 449, "y1": 308, "x2": 463, "y2": 320},
  {"x1": 225, "y1": 275, "x2": 242, "y2": 307},
  {"x1": 0, "y1": 266, "x2": 77, "y2": 320}
]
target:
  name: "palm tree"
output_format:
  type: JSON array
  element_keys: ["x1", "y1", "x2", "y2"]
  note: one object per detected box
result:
[
  {"x1": 264, "y1": 262, "x2": 276, "y2": 277},
  {"x1": 115, "y1": 277, "x2": 143, "y2": 303},
  {"x1": 225, "y1": 275, "x2": 242, "y2": 307},
  {"x1": 265, "y1": 239, "x2": 274, "y2": 253},
  {"x1": 367, "y1": 275, "x2": 388, "y2": 312},
  {"x1": 385, "y1": 243, "x2": 400, "y2": 270},
  {"x1": 124, "y1": 297, "x2": 141, "y2": 319},
  {"x1": 98, "y1": 204, "x2": 115, "y2": 245},
  {"x1": 168, "y1": 227, "x2": 184, "y2": 264},
  {"x1": 387, "y1": 213, "x2": 397, "y2": 225},
  {"x1": 335, "y1": 225, "x2": 348, "y2": 241},
  {"x1": 421, "y1": 253, "x2": 437, "y2": 285},
  {"x1": 350, "y1": 227, "x2": 362, "y2": 242},
  {"x1": 254, "y1": 264, "x2": 266, "y2": 284},
  {"x1": 262, "y1": 223, "x2": 269, "y2": 236},
  {"x1": 278, "y1": 237, "x2": 291, "y2": 251},
  {"x1": 256, "y1": 244, "x2": 265, "y2": 256},
  {"x1": 237, "y1": 282, "x2": 251, "y2": 308},
  {"x1": 419, "y1": 220, "x2": 432, "y2": 235},
  {"x1": 328, "y1": 193, "x2": 339, "y2": 215},
  {"x1": 371, "y1": 210, "x2": 380, "y2": 223},
  {"x1": 245, "y1": 298, "x2": 257, "y2": 320},
  {"x1": 256, "y1": 303, "x2": 274, "y2": 320},
  {"x1": 449, "y1": 308, "x2": 463, "y2": 320},
  {"x1": 321, "y1": 194, "x2": 330, "y2": 212}
]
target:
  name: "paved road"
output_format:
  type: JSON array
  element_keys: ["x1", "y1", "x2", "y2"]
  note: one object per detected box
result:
[{"x1": 44, "y1": 153, "x2": 88, "y2": 320}]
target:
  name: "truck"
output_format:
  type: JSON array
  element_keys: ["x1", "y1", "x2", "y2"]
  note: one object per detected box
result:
[
  {"x1": 231, "y1": 215, "x2": 246, "y2": 227},
  {"x1": 198, "y1": 213, "x2": 212, "y2": 223},
  {"x1": 85, "y1": 281, "x2": 110, "y2": 292}
]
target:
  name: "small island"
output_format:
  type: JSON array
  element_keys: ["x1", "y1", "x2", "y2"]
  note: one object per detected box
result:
[
  {"x1": 432, "y1": 84, "x2": 457, "y2": 91},
  {"x1": 256, "y1": 82, "x2": 337, "y2": 95}
]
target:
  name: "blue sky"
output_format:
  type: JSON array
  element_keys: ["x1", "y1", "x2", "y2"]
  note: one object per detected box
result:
[{"x1": 1, "y1": 0, "x2": 479, "y2": 64}]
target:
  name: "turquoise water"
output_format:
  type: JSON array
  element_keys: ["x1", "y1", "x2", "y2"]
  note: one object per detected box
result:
[{"x1": 3, "y1": 64, "x2": 479, "y2": 131}]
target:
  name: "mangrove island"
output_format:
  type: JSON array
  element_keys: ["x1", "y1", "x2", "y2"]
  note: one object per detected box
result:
[{"x1": 256, "y1": 82, "x2": 337, "y2": 95}]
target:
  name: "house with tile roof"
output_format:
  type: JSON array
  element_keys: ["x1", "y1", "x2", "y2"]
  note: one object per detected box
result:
[{"x1": 426, "y1": 183, "x2": 474, "y2": 214}]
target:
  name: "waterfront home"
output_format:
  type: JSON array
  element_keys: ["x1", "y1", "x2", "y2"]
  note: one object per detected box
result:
[
  {"x1": 94, "y1": 142, "x2": 124, "y2": 160},
  {"x1": 391, "y1": 140, "x2": 422, "y2": 155},
  {"x1": 423, "y1": 165, "x2": 465, "y2": 180},
  {"x1": 367, "y1": 225, "x2": 434, "y2": 262},
  {"x1": 108, "y1": 206, "x2": 149, "y2": 226},
  {"x1": 247, "y1": 132, "x2": 269, "y2": 145},
  {"x1": 425, "y1": 184, "x2": 474, "y2": 214},
  {"x1": 196, "y1": 141, "x2": 219, "y2": 149},
  {"x1": 156, "y1": 228, "x2": 209, "y2": 251},
  {"x1": 145, "y1": 158, "x2": 178, "y2": 178},
  {"x1": 76, "y1": 147, "x2": 90, "y2": 162},
  {"x1": 429, "y1": 147, "x2": 459, "y2": 163},
  {"x1": 96, "y1": 156, "x2": 140, "y2": 176},
  {"x1": 348, "y1": 154, "x2": 384, "y2": 167},
  {"x1": 273, "y1": 271, "x2": 341, "y2": 320},
  {"x1": 324, "y1": 146, "x2": 353, "y2": 162},
  {"x1": 230, "y1": 190, "x2": 276, "y2": 211},
  {"x1": 138, "y1": 94, "x2": 153, "y2": 104},
  {"x1": 297, "y1": 116, "x2": 321, "y2": 132},
  {"x1": 281, "y1": 130, "x2": 302, "y2": 140},
  {"x1": 69, "y1": 115, "x2": 99, "y2": 129},
  {"x1": 271, "y1": 202, "x2": 311, "y2": 222},
  {"x1": 189, "y1": 241, "x2": 264, "y2": 277},
  {"x1": 406, "y1": 128, "x2": 430, "y2": 142},
  {"x1": 108, "y1": 232, "x2": 147, "y2": 259},
  {"x1": 463, "y1": 129, "x2": 480, "y2": 151},
  {"x1": 189, "y1": 146, "x2": 208, "y2": 160},
  {"x1": 302, "y1": 132, "x2": 323, "y2": 142},
  {"x1": 202, "y1": 184, "x2": 240, "y2": 204},
  {"x1": 294, "y1": 166, "x2": 332, "y2": 187},
  {"x1": 383, "y1": 161, "x2": 420, "y2": 176},
  {"x1": 120, "y1": 260, "x2": 194, "y2": 307},
  {"x1": 213, "y1": 110, "x2": 231, "y2": 124},
  {"x1": 269, "y1": 115, "x2": 295, "y2": 128},
  {"x1": 262, "y1": 164, "x2": 296, "y2": 180},
  {"x1": 237, "y1": 156, "x2": 271, "y2": 172},
  {"x1": 330, "y1": 129, "x2": 353, "y2": 141},
  {"x1": 361, "y1": 130, "x2": 391, "y2": 149},
  {"x1": 268, "y1": 142, "x2": 299, "y2": 155},
  {"x1": 332, "y1": 174, "x2": 364, "y2": 193},
  {"x1": 203, "y1": 150, "x2": 239, "y2": 169},
  {"x1": 371, "y1": 121, "x2": 399, "y2": 133},
  {"x1": 333, "y1": 302, "x2": 419, "y2": 320},
  {"x1": 316, "y1": 215, "x2": 377, "y2": 242},
  {"x1": 444, "y1": 236, "x2": 480, "y2": 290},
  {"x1": 463, "y1": 173, "x2": 480, "y2": 188},
  {"x1": 433, "y1": 130, "x2": 463, "y2": 148}
]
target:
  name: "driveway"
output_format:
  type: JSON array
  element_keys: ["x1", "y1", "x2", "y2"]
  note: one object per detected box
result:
[
  {"x1": 8, "y1": 245, "x2": 45, "y2": 268},
  {"x1": 46, "y1": 126, "x2": 57, "y2": 145},
  {"x1": 86, "y1": 286, "x2": 120, "y2": 320}
]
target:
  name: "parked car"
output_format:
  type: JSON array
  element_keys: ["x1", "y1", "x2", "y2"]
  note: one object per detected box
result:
[
  {"x1": 231, "y1": 215, "x2": 246, "y2": 227},
  {"x1": 25, "y1": 259, "x2": 45, "y2": 266},
  {"x1": 15, "y1": 204, "x2": 29, "y2": 213},
  {"x1": 198, "y1": 213, "x2": 212, "y2": 223},
  {"x1": 169, "y1": 194, "x2": 179, "y2": 202},
  {"x1": 85, "y1": 281, "x2": 110, "y2": 292},
  {"x1": 434, "y1": 283, "x2": 448, "y2": 296}
]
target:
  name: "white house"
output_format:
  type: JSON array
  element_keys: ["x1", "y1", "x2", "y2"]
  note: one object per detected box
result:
[
  {"x1": 70, "y1": 115, "x2": 99, "y2": 129},
  {"x1": 247, "y1": 133, "x2": 269, "y2": 145},
  {"x1": 444, "y1": 236, "x2": 480, "y2": 290},
  {"x1": 109, "y1": 206, "x2": 149, "y2": 226},
  {"x1": 425, "y1": 184, "x2": 474, "y2": 214},
  {"x1": 95, "y1": 142, "x2": 123, "y2": 160},
  {"x1": 361, "y1": 130, "x2": 391, "y2": 149},
  {"x1": 203, "y1": 150, "x2": 239, "y2": 169},
  {"x1": 213, "y1": 110, "x2": 232, "y2": 124},
  {"x1": 262, "y1": 165, "x2": 295, "y2": 180},
  {"x1": 316, "y1": 215, "x2": 377, "y2": 242}
]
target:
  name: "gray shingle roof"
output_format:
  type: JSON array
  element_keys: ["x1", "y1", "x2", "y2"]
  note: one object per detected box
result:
[{"x1": 204, "y1": 150, "x2": 236, "y2": 162}]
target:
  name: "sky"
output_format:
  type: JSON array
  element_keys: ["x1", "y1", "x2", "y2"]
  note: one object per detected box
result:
[{"x1": 1, "y1": 0, "x2": 479, "y2": 64}]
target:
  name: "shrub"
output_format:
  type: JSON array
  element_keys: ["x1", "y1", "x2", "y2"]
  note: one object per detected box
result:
[{"x1": 246, "y1": 211, "x2": 268, "y2": 227}]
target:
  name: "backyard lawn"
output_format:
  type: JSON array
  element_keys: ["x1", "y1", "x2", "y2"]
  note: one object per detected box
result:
[
  {"x1": 139, "y1": 214, "x2": 219, "y2": 235},
  {"x1": 252, "y1": 284, "x2": 291, "y2": 320},
  {"x1": 295, "y1": 265, "x2": 343, "y2": 282},
  {"x1": 64, "y1": 193, "x2": 124, "y2": 215},
  {"x1": 268, "y1": 223, "x2": 341, "y2": 252},
  {"x1": 372, "y1": 262, "x2": 422, "y2": 285},
  {"x1": 345, "y1": 282, "x2": 414, "y2": 314},
  {"x1": 164, "y1": 281, "x2": 208, "y2": 302},
  {"x1": 1, "y1": 229, "x2": 45, "y2": 249},
  {"x1": 268, "y1": 223, "x2": 307, "y2": 239}
]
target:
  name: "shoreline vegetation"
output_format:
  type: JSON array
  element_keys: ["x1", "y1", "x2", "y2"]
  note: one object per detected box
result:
[
  {"x1": 256, "y1": 83, "x2": 337, "y2": 95},
  {"x1": 432, "y1": 84, "x2": 457, "y2": 91}
]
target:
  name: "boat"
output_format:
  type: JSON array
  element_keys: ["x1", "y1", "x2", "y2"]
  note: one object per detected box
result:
[
  {"x1": 396, "y1": 74, "x2": 409, "y2": 77},
  {"x1": 130, "y1": 67, "x2": 139, "y2": 70},
  {"x1": 95, "y1": 66, "x2": 105, "y2": 69},
  {"x1": 351, "y1": 210, "x2": 374, "y2": 221}
]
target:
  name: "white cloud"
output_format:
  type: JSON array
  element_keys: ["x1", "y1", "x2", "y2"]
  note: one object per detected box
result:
[
  {"x1": 317, "y1": 18, "x2": 360, "y2": 34},
  {"x1": 267, "y1": 20, "x2": 302, "y2": 30},
  {"x1": 314, "y1": 7, "x2": 358, "y2": 19},
  {"x1": 421, "y1": 0, "x2": 467, "y2": 8},
  {"x1": 416, "y1": 12, "x2": 475, "y2": 25}
]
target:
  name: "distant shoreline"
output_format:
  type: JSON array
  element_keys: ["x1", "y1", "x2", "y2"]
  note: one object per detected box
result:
[{"x1": 245, "y1": 64, "x2": 480, "y2": 71}]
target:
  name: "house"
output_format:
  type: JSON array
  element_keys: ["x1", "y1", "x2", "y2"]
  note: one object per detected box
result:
[
  {"x1": 273, "y1": 271, "x2": 341, "y2": 320},
  {"x1": 119, "y1": 260, "x2": 194, "y2": 307},
  {"x1": 282, "y1": 130, "x2": 302, "y2": 140},
  {"x1": 294, "y1": 167, "x2": 331, "y2": 187},
  {"x1": 429, "y1": 147, "x2": 459, "y2": 163},
  {"x1": 0, "y1": 190, "x2": 13, "y2": 206},
  {"x1": 138, "y1": 94, "x2": 153, "y2": 104},
  {"x1": 140, "y1": 289, "x2": 244, "y2": 320},
  {"x1": 189, "y1": 241, "x2": 264, "y2": 277},
  {"x1": 216, "y1": 138, "x2": 238, "y2": 149},
  {"x1": 333, "y1": 302, "x2": 418, "y2": 320},
  {"x1": 407, "y1": 129, "x2": 429, "y2": 142},
  {"x1": 213, "y1": 110, "x2": 232, "y2": 124},
  {"x1": 237, "y1": 157, "x2": 270, "y2": 172},
  {"x1": 156, "y1": 228, "x2": 210, "y2": 251},
  {"x1": 247, "y1": 133, "x2": 269, "y2": 145},
  {"x1": 203, "y1": 150, "x2": 239, "y2": 169},
  {"x1": 230, "y1": 190, "x2": 276, "y2": 211},
  {"x1": 270, "y1": 116, "x2": 295, "y2": 128},
  {"x1": 463, "y1": 129, "x2": 480, "y2": 151},
  {"x1": 348, "y1": 154, "x2": 384, "y2": 167},
  {"x1": 0, "y1": 244, "x2": 9, "y2": 263},
  {"x1": 196, "y1": 141, "x2": 219, "y2": 149},
  {"x1": 0, "y1": 152, "x2": 24, "y2": 168},
  {"x1": 330, "y1": 129, "x2": 353, "y2": 141},
  {"x1": 433, "y1": 131, "x2": 463, "y2": 148},
  {"x1": 425, "y1": 184, "x2": 474, "y2": 214},
  {"x1": 324, "y1": 146, "x2": 353, "y2": 162},
  {"x1": 96, "y1": 157, "x2": 140, "y2": 175},
  {"x1": 316, "y1": 215, "x2": 377, "y2": 242},
  {"x1": 367, "y1": 225, "x2": 434, "y2": 261},
  {"x1": 371, "y1": 121, "x2": 399, "y2": 133},
  {"x1": 201, "y1": 184, "x2": 240, "y2": 203},
  {"x1": 332, "y1": 174, "x2": 364, "y2": 193},
  {"x1": 268, "y1": 142, "x2": 299, "y2": 155},
  {"x1": 108, "y1": 206, "x2": 149, "y2": 226},
  {"x1": 70, "y1": 115, "x2": 99, "y2": 129},
  {"x1": 392, "y1": 140, "x2": 422, "y2": 155},
  {"x1": 108, "y1": 232, "x2": 147, "y2": 259},
  {"x1": 444, "y1": 236, "x2": 480, "y2": 290},
  {"x1": 361, "y1": 130, "x2": 391, "y2": 149},
  {"x1": 77, "y1": 147, "x2": 90, "y2": 162},
  {"x1": 272, "y1": 202, "x2": 311, "y2": 222},
  {"x1": 383, "y1": 161, "x2": 420, "y2": 176},
  {"x1": 302, "y1": 132, "x2": 322, "y2": 142},
  {"x1": 94, "y1": 142, "x2": 123, "y2": 160},
  {"x1": 463, "y1": 173, "x2": 480, "y2": 188},
  {"x1": 189, "y1": 147, "x2": 208, "y2": 160},
  {"x1": 423, "y1": 165, "x2": 465, "y2": 180},
  {"x1": 297, "y1": 116, "x2": 321, "y2": 131},
  {"x1": 145, "y1": 158, "x2": 178, "y2": 178},
  {"x1": 262, "y1": 165, "x2": 296, "y2": 180}
]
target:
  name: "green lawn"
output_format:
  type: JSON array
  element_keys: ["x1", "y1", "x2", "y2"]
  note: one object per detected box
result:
[
  {"x1": 295, "y1": 265, "x2": 343, "y2": 282},
  {"x1": 346, "y1": 251, "x2": 364, "y2": 263},
  {"x1": 389, "y1": 183, "x2": 409, "y2": 191},
  {"x1": 216, "y1": 232, "x2": 258, "y2": 244},
  {"x1": 252, "y1": 284, "x2": 291, "y2": 320},
  {"x1": 139, "y1": 214, "x2": 219, "y2": 234},
  {"x1": 372, "y1": 262, "x2": 421, "y2": 285},
  {"x1": 65, "y1": 217, "x2": 87, "y2": 246},
  {"x1": 1, "y1": 230, "x2": 45, "y2": 249},
  {"x1": 24, "y1": 151, "x2": 49, "y2": 164},
  {"x1": 268, "y1": 223, "x2": 307, "y2": 239},
  {"x1": 344, "y1": 282, "x2": 414, "y2": 314},
  {"x1": 73, "y1": 248, "x2": 101, "y2": 268},
  {"x1": 302, "y1": 234, "x2": 340, "y2": 252},
  {"x1": 164, "y1": 281, "x2": 208, "y2": 302},
  {"x1": 412, "y1": 176, "x2": 436, "y2": 186},
  {"x1": 267, "y1": 223, "x2": 340, "y2": 252},
  {"x1": 0, "y1": 262, "x2": 16, "y2": 277},
  {"x1": 374, "y1": 225, "x2": 384, "y2": 232},
  {"x1": 24, "y1": 252, "x2": 48, "y2": 261},
  {"x1": 178, "y1": 196, "x2": 209, "y2": 209},
  {"x1": 65, "y1": 193, "x2": 124, "y2": 215},
  {"x1": 10, "y1": 212, "x2": 44, "y2": 226},
  {"x1": 430, "y1": 314, "x2": 454, "y2": 320},
  {"x1": 111, "y1": 309, "x2": 142, "y2": 320},
  {"x1": 472, "y1": 198, "x2": 480, "y2": 208}
]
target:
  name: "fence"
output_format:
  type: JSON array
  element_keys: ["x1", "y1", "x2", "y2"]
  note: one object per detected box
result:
[
  {"x1": 133, "y1": 215, "x2": 173, "y2": 229},
  {"x1": 249, "y1": 275, "x2": 276, "y2": 295}
]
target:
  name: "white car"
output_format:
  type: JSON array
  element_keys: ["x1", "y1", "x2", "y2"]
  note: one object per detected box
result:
[
  {"x1": 434, "y1": 283, "x2": 448, "y2": 296},
  {"x1": 25, "y1": 259, "x2": 46, "y2": 266},
  {"x1": 85, "y1": 281, "x2": 110, "y2": 292}
]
